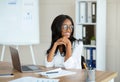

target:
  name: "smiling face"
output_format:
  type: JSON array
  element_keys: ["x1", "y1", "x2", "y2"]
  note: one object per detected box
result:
[{"x1": 61, "y1": 19, "x2": 73, "y2": 38}]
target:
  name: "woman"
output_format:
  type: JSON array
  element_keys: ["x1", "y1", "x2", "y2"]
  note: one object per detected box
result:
[{"x1": 45, "y1": 14, "x2": 84, "y2": 69}]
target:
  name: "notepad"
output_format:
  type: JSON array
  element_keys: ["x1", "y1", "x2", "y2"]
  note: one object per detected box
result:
[
  {"x1": 0, "y1": 64, "x2": 14, "y2": 77},
  {"x1": 9, "y1": 76, "x2": 59, "y2": 82},
  {"x1": 36, "y1": 68, "x2": 76, "y2": 78}
]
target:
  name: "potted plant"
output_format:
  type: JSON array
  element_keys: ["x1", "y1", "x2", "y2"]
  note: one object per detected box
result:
[{"x1": 90, "y1": 36, "x2": 96, "y2": 45}]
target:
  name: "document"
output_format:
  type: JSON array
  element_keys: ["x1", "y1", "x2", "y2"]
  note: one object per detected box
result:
[
  {"x1": 36, "y1": 68, "x2": 76, "y2": 78},
  {"x1": 9, "y1": 76, "x2": 59, "y2": 82}
]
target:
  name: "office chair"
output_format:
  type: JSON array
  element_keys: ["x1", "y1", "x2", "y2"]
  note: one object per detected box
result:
[{"x1": 81, "y1": 56, "x2": 86, "y2": 69}]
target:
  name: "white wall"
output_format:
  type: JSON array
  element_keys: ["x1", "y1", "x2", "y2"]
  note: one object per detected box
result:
[
  {"x1": 0, "y1": 0, "x2": 75, "y2": 65},
  {"x1": 106, "y1": 0, "x2": 120, "y2": 81}
]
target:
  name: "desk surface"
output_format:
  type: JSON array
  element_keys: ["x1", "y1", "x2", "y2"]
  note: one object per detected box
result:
[{"x1": 0, "y1": 62, "x2": 118, "y2": 82}]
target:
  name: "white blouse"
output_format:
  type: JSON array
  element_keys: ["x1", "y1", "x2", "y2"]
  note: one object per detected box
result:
[{"x1": 45, "y1": 41, "x2": 83, "y2": 69}]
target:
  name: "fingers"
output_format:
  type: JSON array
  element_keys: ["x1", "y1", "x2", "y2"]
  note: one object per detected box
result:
[
  {"x1": 56, "y1": 38, "x2": 66, "y2": 46},
  {"x1": 60, "y1": 37, "x2": 66, "y2": 43},
  {"x1": 55, "y1": 37, "x2": 71, "y2": 46}
]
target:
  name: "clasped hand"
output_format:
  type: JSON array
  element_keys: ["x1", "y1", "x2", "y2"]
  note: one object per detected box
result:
[{"x1": 55, "y1": 37, "x2": 71, "y2": 47}]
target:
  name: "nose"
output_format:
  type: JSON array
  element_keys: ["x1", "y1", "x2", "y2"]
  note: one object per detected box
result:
[
  {"x1": 66, "y1": 27, "x2": 71, "y2": 32},
  {"x1": 67, "y1": 26, "x2": 73, "y2": 30}
]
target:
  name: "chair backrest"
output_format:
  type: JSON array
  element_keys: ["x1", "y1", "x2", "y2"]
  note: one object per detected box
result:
[{"x1": 81, "y1": 56, "x2": 85, "y2": 69}]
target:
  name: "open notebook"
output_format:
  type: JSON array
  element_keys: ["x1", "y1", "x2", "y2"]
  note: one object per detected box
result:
[{"x1": 36, "y1": 68, "x2": 76, "y2": 78}]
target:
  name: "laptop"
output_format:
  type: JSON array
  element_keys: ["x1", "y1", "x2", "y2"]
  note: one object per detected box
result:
[{"x1": 9, "y1": 46, "x2": 42, "y2": 72}]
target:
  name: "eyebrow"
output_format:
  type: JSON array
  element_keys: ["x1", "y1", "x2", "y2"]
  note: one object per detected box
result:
[{"x1": 62, "y1": 24, "x2": 72, "y2": 26}]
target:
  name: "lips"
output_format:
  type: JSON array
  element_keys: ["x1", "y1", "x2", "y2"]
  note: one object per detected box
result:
[{"x1": 64, "y1": 32, "x2": 71, "y2": 37}]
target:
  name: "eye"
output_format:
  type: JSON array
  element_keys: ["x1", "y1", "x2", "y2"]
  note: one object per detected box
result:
[
  {"x1": 69, "y1": 25, "x2": 74, "y2": 29},
  {"x1": 62, "y1": 24, "x2": 73, "y2": 31},
  {"x1": 62, "y1": 24, "x2": 68, "y2": 30}
]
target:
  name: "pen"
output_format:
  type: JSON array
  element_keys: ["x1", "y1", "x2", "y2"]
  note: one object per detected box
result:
[
  {"x1": 46, "y1": 71, "x2": 58, "y2": 74},
  {"x1": 0, "y1": 73, "x2": 13, "y2": 76},
  {"x1": 83, "y1": 62, "x2": 87, "y2": 70}
]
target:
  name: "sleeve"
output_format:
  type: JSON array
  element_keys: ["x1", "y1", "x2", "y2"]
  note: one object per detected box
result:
[
  {"x1": 44, "y1": 55, "x2": 54, "y2": 67},
  {"x1": 63, "y1": 41, "x2": 83, "y2": 69}
]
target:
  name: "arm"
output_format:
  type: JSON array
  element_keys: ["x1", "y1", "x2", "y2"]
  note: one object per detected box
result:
[
  {"x1": 64, "y1": 38, "x2": 72, "y2": 61},
  {"x1": 46, "y1": 38, "x2": 65, "y2": 67},
  {"x1": 47, "y1": 43, "x2": 57, "y2": 62},
  {"x1": 64, "y1": 41, "x2": 83, "y2": 69},
  {"x1": 45, "y1": 42, "x2": 58, "y2": 67},
  {"x1": 47, "y1": 37, "x2": 68, "y2": 62}
]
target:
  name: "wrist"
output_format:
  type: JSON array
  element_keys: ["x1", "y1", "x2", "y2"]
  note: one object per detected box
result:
[
  {"x1": 53, "y1": 42, "x2": 58, "y2": 48},
  {"x1": 66, "y1": 42, "x2": 71, "y2": 47}
]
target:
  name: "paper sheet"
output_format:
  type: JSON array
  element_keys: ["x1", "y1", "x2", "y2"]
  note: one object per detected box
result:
[
  {"x1": 36, "y1": 68, "x2": 76, "y2": 78},
  {"x1": 9, "y1": 76, "x2": 59, "y2": 82}
]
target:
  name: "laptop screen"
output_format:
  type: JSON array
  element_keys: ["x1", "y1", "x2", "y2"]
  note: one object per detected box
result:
[{"x1": 9, "y1": 47, "x2": 22, "y2": 72}]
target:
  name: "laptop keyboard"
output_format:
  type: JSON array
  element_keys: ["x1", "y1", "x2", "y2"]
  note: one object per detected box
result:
[{"x1": 22, "y1": 66, "x2": 32, "y2": 71}]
